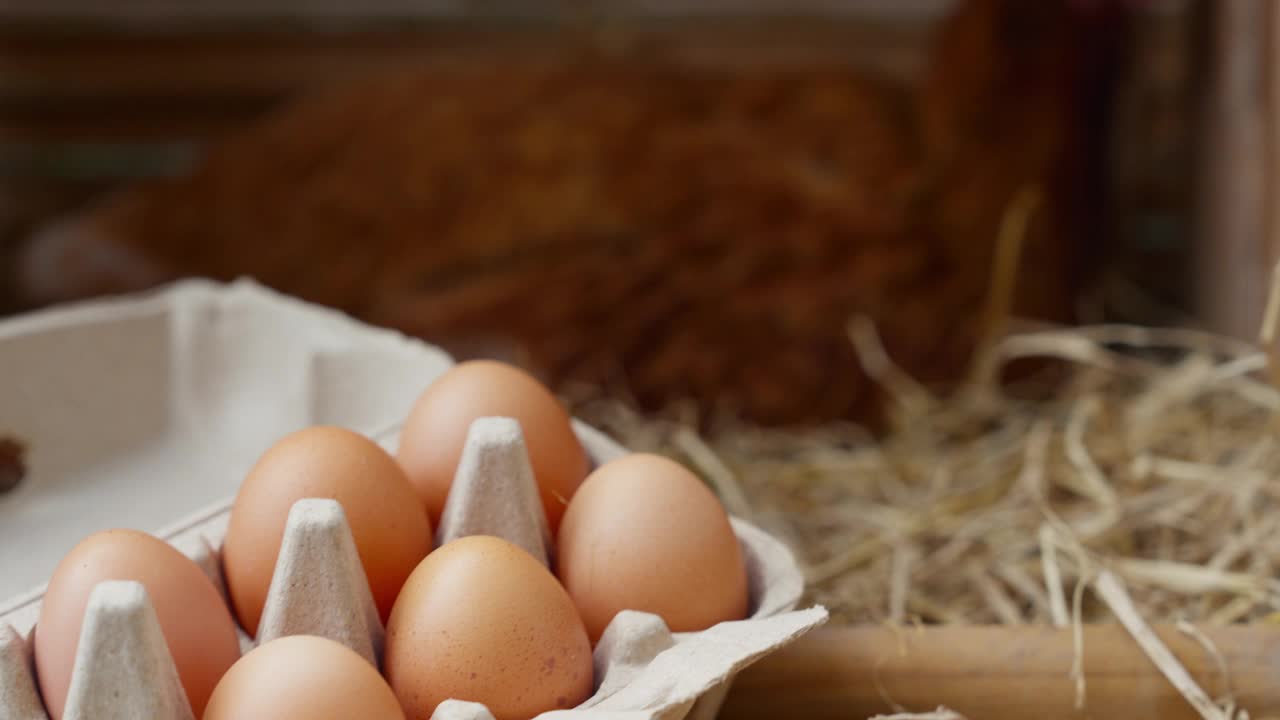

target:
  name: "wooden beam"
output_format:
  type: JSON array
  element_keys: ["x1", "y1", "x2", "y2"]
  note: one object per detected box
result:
[{"x1": 723, "y1": 624, "x2": 1280, "y2": 719}]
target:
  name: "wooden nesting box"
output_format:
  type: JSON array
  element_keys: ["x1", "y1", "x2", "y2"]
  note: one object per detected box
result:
[
  {"x1": 5, "y1": 4, "x2": 1271, "y2": 720},
  {"x1": 1195, "y1": 0, "x2": 1280, "y2": 341}
]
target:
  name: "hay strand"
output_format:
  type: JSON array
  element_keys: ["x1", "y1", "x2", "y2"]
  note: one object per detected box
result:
[{"x1": 1093, "y1": 571, "x2": 1230, "y2": 720}]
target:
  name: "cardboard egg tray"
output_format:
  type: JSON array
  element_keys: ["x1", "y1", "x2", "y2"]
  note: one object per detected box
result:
[{"x1": 0, "y1": 280, "x2": 827, "y2": 720}]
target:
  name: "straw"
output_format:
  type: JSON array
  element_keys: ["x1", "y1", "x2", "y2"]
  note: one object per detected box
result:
[
  {"x1": 565, "y1": 261, "x2": 1280, "y2": 720},
  {"x1": 1093, "y1": 571, "x2": 1231, "y2": 720},
  {"x1": 575, "y1": 312, "x2": 1280, "y2": 629}
]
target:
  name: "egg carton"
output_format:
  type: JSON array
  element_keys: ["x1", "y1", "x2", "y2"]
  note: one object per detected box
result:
[
  {"x1": 0, "y1": 280, "x2": 824, "y2": 718},
  {"x1": 0, "y1": 415, "x2": 826, "y2": 720}
]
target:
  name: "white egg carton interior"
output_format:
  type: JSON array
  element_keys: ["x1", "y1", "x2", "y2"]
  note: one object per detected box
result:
[
  {"x1": 0, "y1": 417, "x2": 826, "y2": 720},
  {"x1": 0, "y1": 278, "x2": 457, "y2": 601}
]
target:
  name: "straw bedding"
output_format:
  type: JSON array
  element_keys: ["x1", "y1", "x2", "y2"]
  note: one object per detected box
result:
[{"x1": 571, "y1": 292, "x2": 1280, "y2": 719}]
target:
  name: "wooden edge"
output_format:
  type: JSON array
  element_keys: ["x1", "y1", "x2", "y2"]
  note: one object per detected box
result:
[{"x1": 722, "y1": 623, "x2": 1280, "y2": 719}]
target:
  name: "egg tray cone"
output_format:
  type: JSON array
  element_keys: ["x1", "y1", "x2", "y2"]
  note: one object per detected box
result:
[
  {"x1": 0, "y1": 419, "x2": 826, "y2": 720},
  {"x1": 438, "y1": 417, "x2": 552, "y2": 565}
]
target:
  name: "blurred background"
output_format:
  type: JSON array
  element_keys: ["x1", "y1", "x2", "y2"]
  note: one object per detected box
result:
[{"x1": 0, "y1": 0, "x2": 1252, "y2": 428}]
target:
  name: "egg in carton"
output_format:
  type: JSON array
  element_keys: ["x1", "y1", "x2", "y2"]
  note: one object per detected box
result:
[{"x1": 0, "y1": 416, "x2": 826, "y2": 720}]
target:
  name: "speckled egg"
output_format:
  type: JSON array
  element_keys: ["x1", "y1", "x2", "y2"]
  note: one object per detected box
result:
[{"x1": 384, "y1": 535, "x2": 592, "y2": 720}]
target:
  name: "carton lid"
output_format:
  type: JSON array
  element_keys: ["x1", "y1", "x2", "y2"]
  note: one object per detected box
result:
[{"x1": 0, "y1": 278, "x2": 452, "y2": 600}]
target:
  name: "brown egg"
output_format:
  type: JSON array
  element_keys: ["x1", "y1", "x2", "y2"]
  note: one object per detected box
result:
[
  {"x1": 222, "y1": 426, "x2": 431, "y2": 634},
  {"x1": 33, "y1": 529, "x2": 241, "y2": 719},
  {"x1": 385, "y1": 536, "x2": 592, "y2": 720},
  {"x1": 396, "y1": 360, "x2": 588, "y2": 531},
  {"x1": 203, "y1": 635, "x2": 404, "y2": 720},
  {"x1": 557, "y1": 453, "x2": 749, "y2": 641}
]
